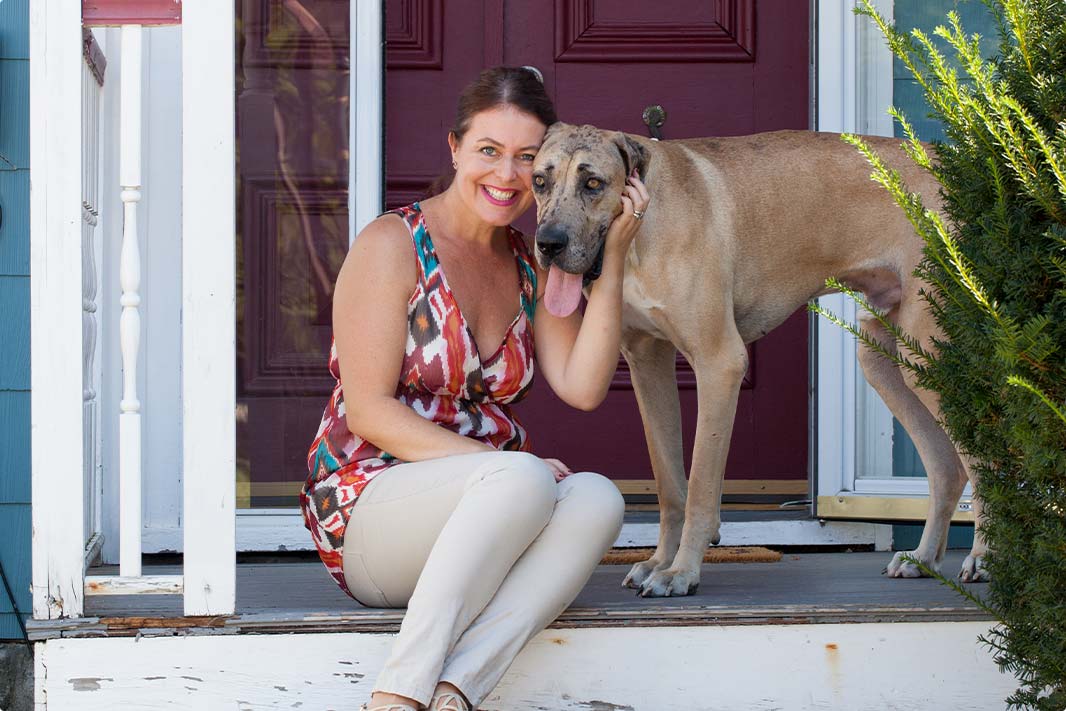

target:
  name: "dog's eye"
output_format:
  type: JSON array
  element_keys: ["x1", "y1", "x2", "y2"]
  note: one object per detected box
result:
[
  {"x1": 533, "y1": 174, "x2": 547, "y2": 190},
  {"x1": 586, "y1": 178, "x2": 602, "y2": 190}
]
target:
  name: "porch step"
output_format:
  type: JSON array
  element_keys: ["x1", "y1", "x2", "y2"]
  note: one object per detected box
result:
[
  {"x1": 35, "y1": 619, "x2": 1011, "y2": 710},
  {"x1": 35, "y1": 552, "x2": 1006, "y2": 709},
  {"x1": 38, "y1": 551, "x2": 987, "y2": 640}
]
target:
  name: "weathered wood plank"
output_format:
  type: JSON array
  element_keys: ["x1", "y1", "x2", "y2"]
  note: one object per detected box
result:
[
  {"x1": 85, "y1": 575, "x2": 183, "y2": 596},
  {"x1": 66, "y1": 552, "x2": 991, "y2": 638},
  {"x1": 36, "y1": 622, "x2": 1014, "y2": 709},
  {"x1": 29, "y1": 0, "x2": 86, "y2": 620},
  {"x1": 180, "y1": 0, "x2": 236, "y2": 617}
]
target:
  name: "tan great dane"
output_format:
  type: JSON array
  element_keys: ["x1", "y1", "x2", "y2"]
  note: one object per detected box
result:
[{"x1": 530, "y1": 123, "x2": 988, "y2": 597}]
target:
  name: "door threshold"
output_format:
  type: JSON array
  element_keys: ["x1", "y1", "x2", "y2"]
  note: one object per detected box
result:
[{"x1": 618, "y1": 511, "x2": 891, "y2": 550}]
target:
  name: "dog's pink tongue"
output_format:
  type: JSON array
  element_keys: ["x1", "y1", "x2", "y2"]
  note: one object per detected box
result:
[{"x1": 544, "y1": 264, "x2": 583, "y2": 318}]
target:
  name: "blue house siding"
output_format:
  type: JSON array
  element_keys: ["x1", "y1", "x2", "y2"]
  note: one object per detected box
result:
[{"x1": 0, "y1": 0, "x2": 32, "y2": 640}]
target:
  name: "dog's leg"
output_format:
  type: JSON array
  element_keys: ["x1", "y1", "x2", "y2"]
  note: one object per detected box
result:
[
  {"x1": 636, "y1": 335, "x2": 748, "y2": 597},
  {"x1": 858, "y1": 317, "x2": 969, "y2": 578},
  {"x1": 958, "y1": 453, "x2": 990, "y2": 582},
  {"x1": 619, "y1": 334, "x2": 687, "y2": 590}
]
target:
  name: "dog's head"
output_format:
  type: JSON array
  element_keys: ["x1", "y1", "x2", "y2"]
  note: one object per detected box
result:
[{"x1": 531, "y1": 123, "x2": 649, "y2": 283}]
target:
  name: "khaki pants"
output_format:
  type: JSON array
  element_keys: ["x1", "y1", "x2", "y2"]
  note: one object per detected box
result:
[{"x1": 343, "y1": 450, "x2": 625, "y2": 707}]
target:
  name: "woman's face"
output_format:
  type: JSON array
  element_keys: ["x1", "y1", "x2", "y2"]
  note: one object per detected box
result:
[{"x1": 448, "y1": 105, "x2": 547, "y2": 226}]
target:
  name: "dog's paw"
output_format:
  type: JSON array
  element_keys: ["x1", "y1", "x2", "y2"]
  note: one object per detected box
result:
[
  {"x1": 621, "y1": 559, "x2": 658, "y2": 590},
  {"x1": 637, "y1": 567, "x2": 700, "y2": 597},
  {"x1": 959, "y1": 554, "x2": 990, "y2": 583},
  {"x1": 883, "y1": 550, "x2": 938, "y2": 578}
]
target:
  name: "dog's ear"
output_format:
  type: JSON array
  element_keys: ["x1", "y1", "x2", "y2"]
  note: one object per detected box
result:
[{"x1": 614, "y1": 132, "x2": 649, "y2": 182}]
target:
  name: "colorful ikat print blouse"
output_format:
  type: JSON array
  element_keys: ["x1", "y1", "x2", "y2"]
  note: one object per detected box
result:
[{"x1": 301, "y1": 203, "x2": 538, "y2": 597}]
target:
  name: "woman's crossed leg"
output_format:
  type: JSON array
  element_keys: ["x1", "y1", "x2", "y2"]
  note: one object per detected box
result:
[{"x1": 344, "y1": 450, "x2": 624, "y2": 709}]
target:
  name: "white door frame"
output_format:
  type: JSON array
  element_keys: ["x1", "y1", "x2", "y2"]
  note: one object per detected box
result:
[
  {"x1": 814, "y1": 0, "x2": 972, "y2": 521},
  {"x1": 229, "y1": 1, "x2": 383, "y2": 547}
]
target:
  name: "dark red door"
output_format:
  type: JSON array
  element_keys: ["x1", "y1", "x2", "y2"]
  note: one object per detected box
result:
[
  {"x1": 385, "y1": 1, "x2": 810, "y2": 496},
  {"x1": 235, "y1": 1, "x2": 810, "y2": 510}
]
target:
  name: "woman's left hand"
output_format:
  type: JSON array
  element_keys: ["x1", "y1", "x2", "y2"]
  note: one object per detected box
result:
[
  {"x1": 604, "y1": 170, "x2": 651, "y2": 259},
  {"x1": 544, "y1": 457, "x2": 573, "y2": 482}
]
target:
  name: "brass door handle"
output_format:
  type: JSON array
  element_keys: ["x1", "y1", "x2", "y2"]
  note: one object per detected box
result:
[{"x1": 642, "y1": 104, "x2": 666, "y2": 141}]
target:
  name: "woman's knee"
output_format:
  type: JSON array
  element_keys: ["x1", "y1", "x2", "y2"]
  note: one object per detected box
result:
[
  {"x1": 468, "y1": 451, "x2": 557, "y2": 517},
  {"x1": 560, "y1": 471, "x2": 626, "y2": 535}
]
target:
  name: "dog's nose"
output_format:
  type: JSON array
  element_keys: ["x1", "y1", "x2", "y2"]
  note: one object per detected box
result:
[{"x1": 536, "y1": 225, "x2": 569, "y2": 259}]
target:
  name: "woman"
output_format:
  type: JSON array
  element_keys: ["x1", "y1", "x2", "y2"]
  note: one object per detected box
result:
[{"x1": 301, "y1": 66, "x2": 650, "y2": 711}]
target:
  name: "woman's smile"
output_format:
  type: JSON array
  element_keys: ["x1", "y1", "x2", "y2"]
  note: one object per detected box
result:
[{"x1": 481, "y1": 184, "x2": 520, "y2": 206}]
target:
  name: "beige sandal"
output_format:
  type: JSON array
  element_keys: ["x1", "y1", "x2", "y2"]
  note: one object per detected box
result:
[{"x1": 430, "y1": 691, "x2": 471, "y2": 711}]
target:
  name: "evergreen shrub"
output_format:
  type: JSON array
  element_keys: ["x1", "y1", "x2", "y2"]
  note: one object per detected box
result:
[{"x1": 818, "y1": 1, "x2": 1066, "y2": 706}]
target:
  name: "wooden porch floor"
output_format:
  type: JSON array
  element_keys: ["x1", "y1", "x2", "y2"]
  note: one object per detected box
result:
[{"x1": 26, "y1": 550, "x2": 991, "y2": 640}]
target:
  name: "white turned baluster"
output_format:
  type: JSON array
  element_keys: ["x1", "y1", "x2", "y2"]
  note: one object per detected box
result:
[
  {"x1": 119, "y1": 25, "x2": 143, "y2": 579},
  {"x1": 83, "y1": 42, "x2": 103, "y2": 551}
]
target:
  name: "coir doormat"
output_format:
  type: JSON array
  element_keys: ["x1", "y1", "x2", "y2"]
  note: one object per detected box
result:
[{"x1": 601, "y1": 546, "x2": 782, "y2": 565}]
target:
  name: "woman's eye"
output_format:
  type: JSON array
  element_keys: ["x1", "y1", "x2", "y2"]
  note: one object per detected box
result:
[
  {"x1": 479, "y1": 146, "x2": 498, "y2": 157},
  {"x1": 520, "y1": 153, "x2": 536, "y2": 162},
  {"x1": 586, "y1": 178, "x2": 602, "y2": 190}
]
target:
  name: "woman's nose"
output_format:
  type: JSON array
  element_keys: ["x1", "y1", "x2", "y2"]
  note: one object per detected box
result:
[{"x1": 496, "y1": 156, "x2": 517, "y2": 181}]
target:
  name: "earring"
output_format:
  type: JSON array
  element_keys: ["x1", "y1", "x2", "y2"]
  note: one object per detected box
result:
[{"x1": 452, "y1": 160, "x2": 457, "y2": 170}]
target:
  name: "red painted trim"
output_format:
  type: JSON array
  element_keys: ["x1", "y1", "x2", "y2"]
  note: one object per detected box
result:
[
  {"x1": 83, "y1": 0, "x2": 182, "y2": 26},
  {"x1": 83, "y1": 28, "x2": 107, "y2": 85}
]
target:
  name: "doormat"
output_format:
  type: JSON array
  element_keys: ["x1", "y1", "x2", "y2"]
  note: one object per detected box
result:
[{"x1": 601, "y1": 546, "x2": 782, "y2": 565}]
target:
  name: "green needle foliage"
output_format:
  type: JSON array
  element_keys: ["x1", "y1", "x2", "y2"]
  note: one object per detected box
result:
[{"x1": 812, "y1": 1, "x2": 1066, "y2": 706}]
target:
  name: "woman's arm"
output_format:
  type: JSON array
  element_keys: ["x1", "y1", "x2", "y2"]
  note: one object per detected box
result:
[
  {"x1": 533, "y1": 174, "x2": 650, "y2": 411},
  {"x1": 333, "y1": 215, "x2": 494, "y2": 461}
]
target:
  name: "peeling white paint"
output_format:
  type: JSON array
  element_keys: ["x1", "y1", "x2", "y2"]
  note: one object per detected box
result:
[{"x1": 36, "y1": 623, "x2": 1013, "y2": 709}]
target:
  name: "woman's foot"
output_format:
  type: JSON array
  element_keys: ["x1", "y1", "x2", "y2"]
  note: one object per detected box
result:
[
  {"x1": 362, "y1": 691, "x2": 420, "y2": 710},
  {"x1": 430, "y1": 682, "x2": 471, "y2": 711}
]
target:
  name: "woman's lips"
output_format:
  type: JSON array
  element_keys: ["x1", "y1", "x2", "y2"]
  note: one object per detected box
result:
[{"x1": 481, "y1": 185, "x2": 519, "y2": 207}]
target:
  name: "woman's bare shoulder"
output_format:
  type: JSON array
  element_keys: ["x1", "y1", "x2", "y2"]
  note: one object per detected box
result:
[
  {"x1": 337, "y1": 213, "x2": 416, "y2": 290},
  {"x1": 354, "y1": 213, "x2": 412, "y2": 256}
]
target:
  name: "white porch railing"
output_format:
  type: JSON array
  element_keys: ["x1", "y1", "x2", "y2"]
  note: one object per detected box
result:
[{"x1": 31, "y1": 0, "x2": 236, "y2": 618}]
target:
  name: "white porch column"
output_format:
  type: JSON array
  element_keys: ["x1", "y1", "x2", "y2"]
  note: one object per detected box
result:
[
  {"x1": 351, "y1": 0, "x2": 385, "y2": 239},
  {"x1": 181, "y1": 0, "x2": 237, "y2": 616},
  {"x1": 30, "y1": 0, "x2": 86, "y2": 619},
  {"x1": 118, "y1": 24, "x2": 144, "y2": 579}
]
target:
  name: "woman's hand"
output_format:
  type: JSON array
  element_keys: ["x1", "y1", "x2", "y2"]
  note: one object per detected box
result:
[
  {"x1": 531, "y1": 169, "x2": 652, "y2": 412},
  {"x1": 544, "y1": 457, "x2": 573, "y2": 482},
  {"x1": 604, "y1": 170, "x2": 651, "y2": 260}
]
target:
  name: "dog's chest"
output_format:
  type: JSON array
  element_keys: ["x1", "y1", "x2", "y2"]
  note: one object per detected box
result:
[{"x1": 620, "y1": 270, "x2": 671, "y2": 341}]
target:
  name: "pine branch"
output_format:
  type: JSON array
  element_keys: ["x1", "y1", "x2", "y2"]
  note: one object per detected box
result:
[{"x1": 1007, "y1": 374, "x2": 1066, "y2": 425}]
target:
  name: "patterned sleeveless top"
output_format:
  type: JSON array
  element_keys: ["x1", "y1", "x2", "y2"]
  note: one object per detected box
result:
[{"x1": 300, "y1": 203, "x2": 538, "y2": 597}]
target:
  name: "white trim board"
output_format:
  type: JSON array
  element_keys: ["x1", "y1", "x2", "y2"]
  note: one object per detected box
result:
[
  {"x1": 36, "y1": 622, "x2": 1012, "y2": 710},
  {"x1": 134, "y1": 515, "x2": 892, "y2": 553}
]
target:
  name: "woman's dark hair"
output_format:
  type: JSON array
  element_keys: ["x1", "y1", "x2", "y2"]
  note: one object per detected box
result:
[{"x1": 424, "y1": 66, "x2": 557, "y2": 198}]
